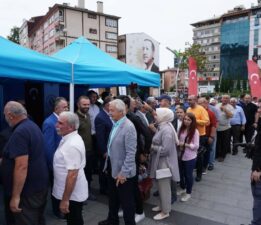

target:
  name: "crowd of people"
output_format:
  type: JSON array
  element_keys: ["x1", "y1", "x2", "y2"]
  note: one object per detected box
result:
[{"x1": 0, "y1": 90, "x2": 261, "y2": 225}]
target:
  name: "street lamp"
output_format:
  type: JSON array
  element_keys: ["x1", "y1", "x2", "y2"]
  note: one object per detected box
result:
[{"x1": 166, "y1": 47, "x2": 181, "y2": 96}]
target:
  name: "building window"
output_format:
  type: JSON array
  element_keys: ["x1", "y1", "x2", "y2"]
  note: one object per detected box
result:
[
  {"x1": 106, "y1": 45, "x2": 117, "y2": 53},
  {"x1": 106, "y1": 32, "x2": 117, "y2": 40},
  {"x1": 255, "y1": 17, "x2": 259, "y2": 26},
  {"x1": 105, "y1": 18, "x2": 117, "y2": 28},
  {"x1": 49, "y1": 29, "x2": 55, "y2": 38},
  {"x1": 59, "y1": 10, "x2": 64, "y2": 22},
  {"x1": 44, "y1": 33, "x2": 49, "y2": 42},
  {"x1": 89, "y1": 28, "x2": 97, "y2": 34},
  {"x1": 254, "y1": 29, "x2": 259, "y2": 46},
  {"x1": 92, "y1": 42, "x2": 98, "y2": 46},
  {"x1": 88, "y1": 13, "x2": 97, "y2": 19}
]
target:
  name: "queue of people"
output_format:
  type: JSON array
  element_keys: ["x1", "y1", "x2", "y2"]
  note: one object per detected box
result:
[{"x1": 0, "y1": 91, "x2": 261, "y2": 225}]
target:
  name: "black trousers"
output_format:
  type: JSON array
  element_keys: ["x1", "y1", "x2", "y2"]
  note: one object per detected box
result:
[
  {"x1": 216, "y1": 128, "x2": 231, "y2": 159},
  {"x1": 99, "y1": 156, "x2": 108, "y2": 193},
  {"x1": 66, "y1": 201, "x2": 84, "y2": 225},
  {"x1": 85, "y1": 151, "x2": 95, "y2": 188},
  {"x1": 231, "y1": 125, "x2": 242, "y2": 145},
  {"x1": 196, "y1": 136, "x2": 208, "y2": 178},
  {"x1": 107, "y1": 160, "x2": 136, "y2": 225},
  {"x1": 244, "y1": 124, "x2": 255, "y2": 143},
  {"x1": 4, "y1": 189, "x2": 48, "y2": 225}
]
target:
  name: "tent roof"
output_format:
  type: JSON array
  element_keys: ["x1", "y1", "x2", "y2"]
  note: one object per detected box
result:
[
  {"x1": 0, "y1": 36, "x2": 71, "y2": 83},
  {"x1": 53, "y1": 37, "x2": 160, "y2": 87}
]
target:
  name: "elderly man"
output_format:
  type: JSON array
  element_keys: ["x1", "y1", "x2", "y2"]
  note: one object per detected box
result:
[
  {"x1": 42, "y1": 96, "x2": 68, "y2": 219},
  {"x1": 215, "y1": 95, "x2": 234, "y2": 162},
  {"x1": 99, "y1": 99, "x2": 137, "y2": 225},
  {"x1": 53, "y1": 111, "x2": 88, "y2": 225},
  {"x1": 2, "y1": 101, "x2": 49, "y2": 225},
  {"x1": 230, "y1": 98, "x2": 246, "y2": 155}
]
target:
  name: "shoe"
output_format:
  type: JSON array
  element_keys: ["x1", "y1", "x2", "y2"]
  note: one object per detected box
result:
[
  {"x1": 98, "y1": 219, "x2": 113, "y2": 225},
  {"x1": 153, "y1": 190, "x2": 159, "y2": 197},
  {"x1": 180, "y1": 193, "x2": 191, "y2": 202},
  {"x1": 208, "y1": 165, "x2": 214, "y2": 171},
  {"x1": 176, "y1": 189, "x2": 186, "y2": 196},
  {"x1": 118, "y1": 210, "x2": 123, "y2": 217},
  {"x1": 152, "y1": 206, "x2": 161, "y2": 212},
  {"x1": 135, "y1": 213, "x2": 145, "y2": 223},
  {"x1": 195, "y1": 176, "x2": 201, "y2": 182},
  {"x1": 232, "y1": 151, "x2": 238, "y2": 155},
  {"x1": 153, "y1": 212, "x2": 169, "y2": 220},
  {"x1": 171, "y1": 196, "x2": 177, "y2": 204},
  {"x1": 88, "y1": 193, "x2": 97, "y2": 201},
  {"x1": 218, "y1": 157, "x2": 224, "y2": 162},
  {"x1": 202, "y1": 169, "x2": 207, "y2": 175}
]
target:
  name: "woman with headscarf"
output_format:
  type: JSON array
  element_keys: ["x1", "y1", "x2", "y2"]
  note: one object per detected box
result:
[{"x1": 149, "y1": 108, "x2": 180, "y2": 220}]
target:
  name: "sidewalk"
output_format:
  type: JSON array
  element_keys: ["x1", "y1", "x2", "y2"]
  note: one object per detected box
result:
[{"x1": 0, "y1": 150, "x2": 253, "y2": 225}]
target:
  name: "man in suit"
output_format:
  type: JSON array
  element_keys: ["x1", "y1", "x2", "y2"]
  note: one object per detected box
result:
[
  {"x1": 42, "y1": 97, "x2": 68, "y2": 219},
  {"x1": 95, "y1": 96, "x2": 113, "y2": 195},
  {"x1": 98, "y1": 99, "x2": 137, "y2": 225},
  {"x1": 142, "y1": 39, "x2": 159, "y2": 73}
]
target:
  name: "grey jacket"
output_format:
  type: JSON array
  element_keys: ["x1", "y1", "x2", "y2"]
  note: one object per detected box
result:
[
  {"x1": 104, "y1": 118, "x2": 137, "y2": 179},
  {"x1": 149, "y1": 122, "x2": 180, "y2": 182}
]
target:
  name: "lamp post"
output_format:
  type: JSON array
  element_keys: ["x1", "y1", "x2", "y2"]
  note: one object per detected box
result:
[{"x1": 166, "y1": 47, "x2": 181, "y2": 96}]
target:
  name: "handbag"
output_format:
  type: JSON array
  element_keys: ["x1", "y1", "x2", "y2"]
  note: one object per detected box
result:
[
  {"x1": 156, "y1": 168, "x2": 172, "y2": 179},
  {"x1": 197, "y1": 145, "x2": 207, "y2": 156},
  {"x1": 138, "y1": 177, "x2": 153, "y2": 201}
]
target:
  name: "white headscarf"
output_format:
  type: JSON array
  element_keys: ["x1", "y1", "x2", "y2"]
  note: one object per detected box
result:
[
  {"x1": 156, "y1": 108, "x2": 179, "y2": 145},
  {"x1": 156, "y1": 108, "x2": 174, "y2": 124}
]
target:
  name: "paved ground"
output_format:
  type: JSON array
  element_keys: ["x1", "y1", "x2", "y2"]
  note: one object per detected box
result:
[{"x1": 0, "y1": 149, "x2": 253, "y2": 225}]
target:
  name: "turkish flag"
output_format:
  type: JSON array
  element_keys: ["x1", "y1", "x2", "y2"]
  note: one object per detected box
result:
[
  {"x1": 246, "y1": 60, "x2": 261, "y2": 98},
  {"x1": 188, "y1": 57, "x2": 198, "y2": 96}
]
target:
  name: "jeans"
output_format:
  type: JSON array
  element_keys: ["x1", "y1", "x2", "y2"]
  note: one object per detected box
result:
[
  {"x1": 208, "y1": 135, "x2": 217, "y2": 166},
  {"x1": 180, "y1": 158, "x2": 196, "y2": 194},
  {"x1": 251, "y1": 181, "x2": 261, "y2": 225}
]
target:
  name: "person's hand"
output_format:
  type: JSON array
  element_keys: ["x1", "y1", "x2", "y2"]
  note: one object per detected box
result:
[
  {"x1": 10, "y1": 196, "x2": 22, "y2": 213},
  {"x1": 207, "y1": 137, "x2": 214, "y2": 145},
  {"x1": 251, "y1": 170, "x2": 261, "y2": 183},
  {"x1": 179, "y1": 142, "x2": 184, "y2": 146},
  {"x1": 253, "y1": 123, "x2": 258, "y2": 129},
  {"x1": 241, "y1": 125, "x2": 245, "y2": 131},
  {"x1": 103, "y1": 153, "x2": 107, "y2": 159},
  {"x1": 139, "y1": 153, "x2": 147, "y2": 163},
  {"x1": 60, "y1": 199, "x2": 70, "y2": 214},
  {"x1": 116, "y1": 175, "x2": 126, "y2": 187}
]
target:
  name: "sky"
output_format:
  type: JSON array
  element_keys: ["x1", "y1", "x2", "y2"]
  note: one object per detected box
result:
[{"x1": 0, "y1": 0, "x2": 256, "y2": 69}]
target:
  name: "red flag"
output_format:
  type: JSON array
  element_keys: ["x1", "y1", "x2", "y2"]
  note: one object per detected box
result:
[
  {"x1": 188, "y1": 57, "x2": 198, "y2": 96},
  {"x1": 247, "y1": 60, "x2": 261, "y2": 98}
]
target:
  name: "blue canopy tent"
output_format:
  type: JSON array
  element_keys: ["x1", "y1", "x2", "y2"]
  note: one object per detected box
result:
[
  {"x1": 0, "y1": 36, "x2": 71, "y2": 83},
  {"x1": 53, "y1": 36, "x2": 160, "y2": 111}
]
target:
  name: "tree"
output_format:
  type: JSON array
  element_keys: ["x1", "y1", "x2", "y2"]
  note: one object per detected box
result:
[
  {"x1": 7, "y1": 26, "x2": 20, "y2": 44},
  {"x1": 178, "y1": 44, "x2": 207, "y2": 72}
]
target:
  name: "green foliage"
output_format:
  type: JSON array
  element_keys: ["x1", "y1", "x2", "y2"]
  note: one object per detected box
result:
[
  {"x1": 7, "y1": 26, "x2": 20, "y2": 44},
  {"x1": 178, "y1": 44, "x2": 207, "y2": 72}
]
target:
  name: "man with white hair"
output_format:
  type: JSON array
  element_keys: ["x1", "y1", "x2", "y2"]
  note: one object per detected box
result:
[
  {"x1": 53, "y1": 111, "x2": 88, "y2": 225},
  {"x1": 230, "y1": 98, "x2": 246, "y2": 155},
  {"x1": 99, "y1": 99, "x2": 137, "y2": 225},
  {"x1": 2, "y1": 101, "x2": 49, "y2": 225}
]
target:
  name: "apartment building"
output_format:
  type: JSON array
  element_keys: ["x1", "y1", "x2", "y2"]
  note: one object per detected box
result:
[{"x1": 19, "y1": 1, "x2": 120, "y2": 58}]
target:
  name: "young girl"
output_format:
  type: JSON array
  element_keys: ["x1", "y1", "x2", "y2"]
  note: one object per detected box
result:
[{"x1": 178, "y1": 112, "x2": 199, "y2": 202}]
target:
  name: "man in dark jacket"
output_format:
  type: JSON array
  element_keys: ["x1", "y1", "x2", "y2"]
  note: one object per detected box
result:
[
  {"x1": 95, "y1": 96, "x2": 113, "y2": 195},
  {"x1": 251, "y1": 116, "x2": 261, "y2": 225}
]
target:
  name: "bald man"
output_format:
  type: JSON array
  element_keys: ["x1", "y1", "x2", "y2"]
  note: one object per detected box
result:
[{"x1": 2, "y1": 101, "x2": 49, "y2": 225}]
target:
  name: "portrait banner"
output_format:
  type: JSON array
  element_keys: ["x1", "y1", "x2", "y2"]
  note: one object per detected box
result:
[
  {"x1": 188, "y1": 57, "x2": 198, "y2": 96},
  {"x1": 246, "y1": 60, "x2": 261, "y2": 98}
]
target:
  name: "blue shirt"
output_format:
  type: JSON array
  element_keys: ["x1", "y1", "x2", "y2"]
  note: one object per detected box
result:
[
  {"x1": 2, "y1": 119, "x2": 49, "y2": 196},
  {"x1": 107, "y1": 116, "x2": 126, "y2": 156},
  {"x1": 230, "y1": 106, "x2": 246, "y2": 125}
]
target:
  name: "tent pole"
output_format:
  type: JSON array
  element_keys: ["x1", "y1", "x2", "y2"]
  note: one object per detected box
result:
[{"x1": 70, "y1": 63, "x2": 74, "y2": 112}]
